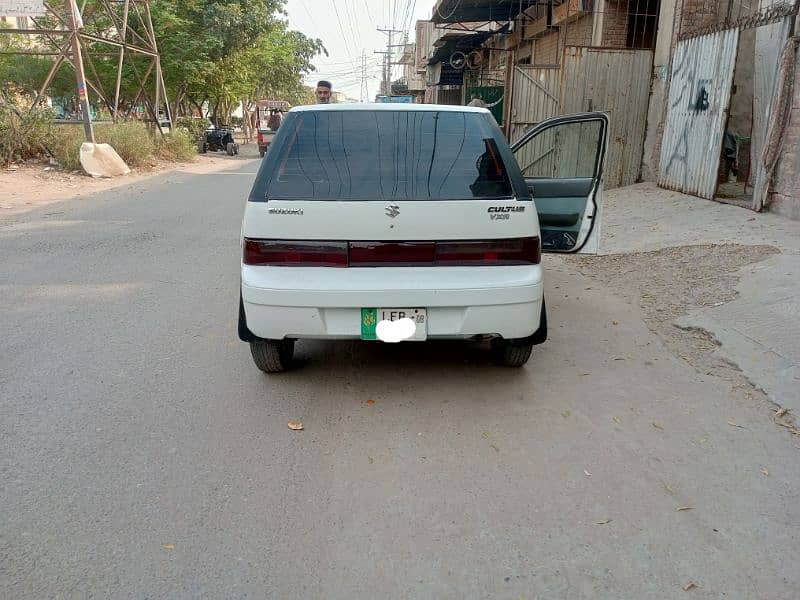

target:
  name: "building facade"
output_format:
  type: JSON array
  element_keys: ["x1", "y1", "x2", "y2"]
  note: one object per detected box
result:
[{"x1": 419, "y1": 0, "x2": 799, "y2": 215}]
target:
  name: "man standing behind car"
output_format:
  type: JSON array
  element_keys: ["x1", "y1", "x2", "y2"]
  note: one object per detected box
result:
[{"x1": 315, "y1": 80, "x2": 332, "y2": 104}]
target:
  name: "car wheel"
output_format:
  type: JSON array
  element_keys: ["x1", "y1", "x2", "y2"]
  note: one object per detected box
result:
[
  {"x1": 491, "y1": 338, "x2": 533, "y2": 367},
  {"x1": 259, "y1": 148, "x2": 265, "y2": 158},
  {"x1": 250, "y1": 339, "x2": 295, "y2": 373},
  {"x1": 226, "y1": 142, "x2": 235, "y2": 156}
]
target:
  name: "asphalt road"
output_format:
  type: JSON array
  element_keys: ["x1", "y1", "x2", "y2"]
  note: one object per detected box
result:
[{"x1": 2, "y1": 158, "x2": 799, "y2": 599}]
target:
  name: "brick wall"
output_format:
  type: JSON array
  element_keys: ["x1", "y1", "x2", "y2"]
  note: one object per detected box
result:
[
  {"x1": 677, "y1": 0, "x2": 720, "y2": 38},
  {"x1": 602, "y1": 0, "x2": 630, "y2": 47},
  {"x1": 534, "y1": 31, "x2": 560, "y2": 65},
  {"x1": 564, "y1": 14, "x2": 594, "y2": 47}
]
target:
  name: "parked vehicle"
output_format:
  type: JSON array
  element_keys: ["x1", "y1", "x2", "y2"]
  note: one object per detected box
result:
[
  {"x1": 255, "y1": 100, "x2": 290, "y2": 157},
  {"x1": 199, "y1": 125, "x2": 239, "y2": 156},
  {"x1": 239, "y1": 104, "x2": 609, "y2": 372}
]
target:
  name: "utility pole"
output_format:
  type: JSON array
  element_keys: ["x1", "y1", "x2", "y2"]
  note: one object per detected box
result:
[
  {"x1": 359, "y1": 51, "x2": 369, "y2": 103},
  {"x1": 376, "y1": 26, "x2": 402, "y2": 100},
  {"x1": 67, "y1": 0, "x2": 95, "y2": 143}
]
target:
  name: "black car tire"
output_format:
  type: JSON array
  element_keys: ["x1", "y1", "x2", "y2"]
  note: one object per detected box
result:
[
  {"x1": 250, "y1": 339, "x2": 295, "y2": 373},
  {"x1": 259, "y1": 148, "x2": 265, "y2": 158},
  {"x1": 226, "y1": 142, "x2": 235, "y2": 156},
  {"x1": 491, "y1": 338, "x2": 533, "y2": 367}
]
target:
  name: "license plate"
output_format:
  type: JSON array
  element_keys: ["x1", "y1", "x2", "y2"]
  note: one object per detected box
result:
[{"x1": 361, "y1": 308, "x2": 427, "y2": 341}]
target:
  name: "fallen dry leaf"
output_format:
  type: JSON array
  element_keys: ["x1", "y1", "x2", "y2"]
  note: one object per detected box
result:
[
  {"x1": 775, "y1": 408, "x2": 788, "y2": 418},
  {"x1": 727, "y1": 420, "x2": 747, "y2": 429},
  {"x1": 775, "y1": 421, "x2": 800, "y2": 435},
  {"x1": 761, "y1": 467, "x2": 769, "y2": 476},
  {"x1": 612, "y1": 320, "x2": 620, "y2": 325},
  {"x1": 676, "y1": 506, "x2": 694, "y2": 512},
  {"x1": 584, "y1": 469, "x2": 592, "y2": 477},
  {"x1": 596, "y1": 519, "x2": 612, "y2": 525},
  {"x1": 652, "y1": 422, "x2": 664, "y2": 430},
  {"x1": 561, "y1": 410, "x2": 571, "y2": 418},
  {"x1": 489, "y1": 443, "x2": 500, "y2": 452},
  {"x1": 366, "y1": 399, "x2": 375, "y2": 405},
  {"x1": 164, "y1": 544, "x2": 175, "y2": 550},
  {"x1": 613, "y1": 416, "x2": 622, "y2": 424},
  {"x1": 664, "y1": 483, "x2": 676, "y2": 495},
  {"x1": 368, "y1": 456, "x2": 374, "y2": 464},
  {"x1": 287, "y1": 420, "x2": 304, "y2": 431},
  {"x1": 683, "y1": 582, "x2": 697, "y2": 591}
]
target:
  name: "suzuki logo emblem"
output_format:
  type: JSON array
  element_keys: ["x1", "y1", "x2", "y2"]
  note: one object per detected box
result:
[{"x1": 385, "y1": 204, "x2": 400, "y2": 218}]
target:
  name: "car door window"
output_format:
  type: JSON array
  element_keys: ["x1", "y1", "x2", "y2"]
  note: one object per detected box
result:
[
  {"x1": 516, "y1": 120, "x2": 602, "y2": 180},
  {"x1": 511, "y1": 114, "x2": 608, "y2": 253}
]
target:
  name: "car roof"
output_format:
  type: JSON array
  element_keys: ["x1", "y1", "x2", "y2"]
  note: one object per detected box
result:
[{"x1": 290, "y1": 103, "x2": 490, "y2": 114}]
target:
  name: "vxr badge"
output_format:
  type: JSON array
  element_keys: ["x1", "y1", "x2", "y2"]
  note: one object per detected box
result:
[{"x1": 385, "y1": 204, "x2": 400, "y2": 218}]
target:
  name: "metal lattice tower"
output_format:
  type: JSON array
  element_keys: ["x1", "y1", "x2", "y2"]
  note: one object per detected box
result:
[{"x1": 0, "y1": 0, "x2": 168, "y2": 130}]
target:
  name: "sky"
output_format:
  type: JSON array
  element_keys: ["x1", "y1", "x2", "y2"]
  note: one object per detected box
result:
[{"x1": 283, "y1": 0, "x2": 438, "y2": 101}]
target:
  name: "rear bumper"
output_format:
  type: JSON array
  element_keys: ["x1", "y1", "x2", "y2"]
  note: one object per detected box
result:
[{"x1": 241, "y1": 265, "x2": 544, "y2": 340}]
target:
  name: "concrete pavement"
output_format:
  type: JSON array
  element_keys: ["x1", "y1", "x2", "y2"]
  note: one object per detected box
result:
[
  {"x1": 598, "y1": 183, "x2": 800, "y2": 412},
  {"x1": 2, "y1": 167, "x2": 799, "y2": 598}
]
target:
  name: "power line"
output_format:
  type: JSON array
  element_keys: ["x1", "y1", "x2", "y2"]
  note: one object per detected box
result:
[
  {"x1": 435, "y1": 0, "x2": 462, "y2": 21},
  {"x1": 342, "y1": 0, "x2": 361, "y2": 49},
  {"x1": 332, "y1": 0, "x2": 358, "y2": 61},
  {"x1": 297, "y1": 0, "x2": 322, "y2": 33},
  {"x1": 362, "y1": 0, "x2": 376, "y2": 27}
]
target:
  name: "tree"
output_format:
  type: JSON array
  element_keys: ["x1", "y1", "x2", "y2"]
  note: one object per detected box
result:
[
  {"x1": 0, "y1": 0, "x2": 326, "y2": 122},
  {"x1": 150, "y1": 0, "x2": 325, "y2": 121}
]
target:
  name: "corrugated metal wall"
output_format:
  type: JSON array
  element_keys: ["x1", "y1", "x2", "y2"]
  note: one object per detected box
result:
[
  {"x1": 560, "y1": 48, "x2": 653, "y2": 189},
  {"x1": 509, "y1": 67, "x2": 560, "y2": 142},
  {"x1": 658, "y1": 29, "x2": 739, "y2": 199},
  {"x1": 509, "y1": 47, "x2": 653, "y2": 188}
]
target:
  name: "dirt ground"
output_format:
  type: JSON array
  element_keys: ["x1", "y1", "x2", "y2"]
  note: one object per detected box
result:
[
  {"x1": 565, "y1": 244, "x2": 799, "y2": 435},
  {"x1": 0, "y1": 143, "x2": 260, "y2": 218}
]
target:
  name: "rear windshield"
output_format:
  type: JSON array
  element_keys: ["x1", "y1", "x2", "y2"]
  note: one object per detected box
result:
[{"x1": 262, "y1": 110, "x2": 513, "y2": 201}]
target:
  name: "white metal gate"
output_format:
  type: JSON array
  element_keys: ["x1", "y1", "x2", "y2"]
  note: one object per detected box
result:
[
  {"x1": 509, "y1": 47, "x2": 653, "y2": 188},
  {"x1": 658, "y1": 29, "x2": 739, "y2": 198}
]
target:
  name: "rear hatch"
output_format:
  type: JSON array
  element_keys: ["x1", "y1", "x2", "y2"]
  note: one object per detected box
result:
[{"x1": 242, "y1": 107, "x2": 538, "y2": 267}]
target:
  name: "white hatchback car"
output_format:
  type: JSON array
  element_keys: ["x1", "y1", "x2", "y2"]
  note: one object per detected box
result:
[{"x1": 239, "y1": 104, "x2": 608, "y2": 372}]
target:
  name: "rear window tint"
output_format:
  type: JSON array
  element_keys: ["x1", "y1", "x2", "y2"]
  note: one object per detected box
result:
[{"x1": 263, "y1": 110, "x2": 513, "y2": 201}]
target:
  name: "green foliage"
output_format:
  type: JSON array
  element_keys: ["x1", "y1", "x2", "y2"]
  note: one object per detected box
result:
[
  {"x1": 1, "y1": 1, "x2": 326, "y2": 138},
  {"x1": 48, "y1": 125, "x2": 84, "y2": 171},
  {"x1": 95, "y1": 122, "x2": 155, "y2": 167},
  {"x1": 175, "y1": 116, "x2": 208, "y2": 139},
  {"x1": 157, "y1": 129, "x2": 197, "y2": 161},
  {"x1": 0, "y1": 103, "x2": 55, "y2": 164},
  {"x1": 150, "y1": 0, "x2": 326, "y2": 119},
  {"x1": 49, "y1": 121, "x2": 196, "y2": 171}
]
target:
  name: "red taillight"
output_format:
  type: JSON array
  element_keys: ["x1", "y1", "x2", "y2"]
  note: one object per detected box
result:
[
  {"x1": 243, "y1": 237, "x2": 540, "y2": 267},
  {"x1": 350, "y1": 242, "x2": 436, "y2": 266},
  {"x1": 257, "y1": 132, "x2": 264, "y2": 143},
  {"x1": 435, "y1": 237, "x2": 540, "y2": 265},
  {"x1": 243, "y1": 239, "x2": 348, "y2": 267}
]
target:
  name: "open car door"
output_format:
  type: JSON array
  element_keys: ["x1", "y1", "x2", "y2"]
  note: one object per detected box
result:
[{"x1": 511, "y1": 112, "x2": 609, "y2": 253}]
